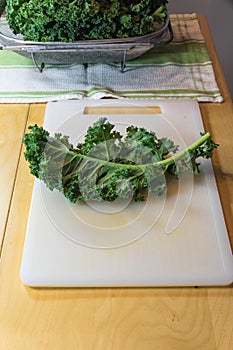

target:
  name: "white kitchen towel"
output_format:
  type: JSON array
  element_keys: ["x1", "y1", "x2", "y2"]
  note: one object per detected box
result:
[{"x1": 0, "y1": 14, "x2": 223, "y2": 103}]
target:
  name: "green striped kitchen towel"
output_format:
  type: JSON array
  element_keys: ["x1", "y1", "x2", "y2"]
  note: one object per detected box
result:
[{"x1": 0, "y1": 14, "x2": 223, "y2": 103}]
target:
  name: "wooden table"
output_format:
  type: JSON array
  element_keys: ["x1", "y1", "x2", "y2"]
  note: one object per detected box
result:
[{"x1": 0, "y1": 16, "x2": 232, "y2": 350}]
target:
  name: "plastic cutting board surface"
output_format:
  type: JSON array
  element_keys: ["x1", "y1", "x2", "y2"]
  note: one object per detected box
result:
[{"x1": 20, "y1": 99, "x2": 233, "y2": 287}]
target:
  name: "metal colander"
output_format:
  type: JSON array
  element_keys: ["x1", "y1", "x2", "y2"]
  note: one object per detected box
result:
[{"x1": 0, "y1": 16, "x2": 173, "y2": 72}]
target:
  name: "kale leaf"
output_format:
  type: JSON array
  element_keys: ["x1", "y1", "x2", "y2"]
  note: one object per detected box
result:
[
  {"x1": 6, "y1": 0, "x2": 168, "y2": 42},
  {"x1": 22, "y1": 117, "x2": 218, "y2": 203}
]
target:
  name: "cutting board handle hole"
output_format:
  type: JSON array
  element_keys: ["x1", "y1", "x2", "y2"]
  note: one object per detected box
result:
[{"x1": 83, "y1": 106, "x2": 162, "y2": 115}]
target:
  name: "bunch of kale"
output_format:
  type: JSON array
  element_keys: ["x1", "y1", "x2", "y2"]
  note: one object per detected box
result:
[{"x1": 6, "y1": 0, "x2": 168, "y2": 42}]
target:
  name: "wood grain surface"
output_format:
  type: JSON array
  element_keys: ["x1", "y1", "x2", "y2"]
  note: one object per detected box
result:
[
  {"x1": 0, "y1": 16, "x2": 232, "y2": 350},
  {"x1": 0, "y1": 104, "x2": 29, "y2": 246}
]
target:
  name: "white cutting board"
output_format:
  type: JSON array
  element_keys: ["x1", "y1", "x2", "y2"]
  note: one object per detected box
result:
[{"x1": 20, "y1": 99, "x2": 233, "y2": 287}]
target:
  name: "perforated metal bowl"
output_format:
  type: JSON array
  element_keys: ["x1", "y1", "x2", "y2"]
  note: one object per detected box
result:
[{"x1": 0, "y1": 16, "x2": 173, "y2": 72}]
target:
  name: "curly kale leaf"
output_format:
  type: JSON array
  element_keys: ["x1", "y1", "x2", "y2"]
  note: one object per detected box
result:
[
  {"x1": 6, "y1": 0, "x2": 168, "y2": 42},
  {"x1": 22, "y1": 117, "x2": 218, "y2": 203}
]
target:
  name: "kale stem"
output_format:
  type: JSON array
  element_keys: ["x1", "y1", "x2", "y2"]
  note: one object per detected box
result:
[
  {"x1": 155, "y1": 132, "x2": 211, "y2": 167},
  {"x1": 65, "y1": 132, "x2": 211, "y2": 170}
]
